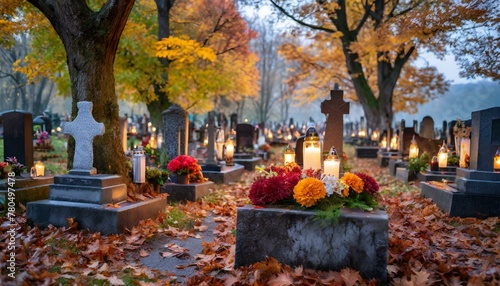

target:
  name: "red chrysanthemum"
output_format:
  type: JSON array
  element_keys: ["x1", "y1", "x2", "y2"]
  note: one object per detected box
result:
[
  {"x1": 248, "y1": 167, "x2": 301, "y2": 206},
  {"x1": 355, "y1": 172, "x2": 380, "y2": 195}
]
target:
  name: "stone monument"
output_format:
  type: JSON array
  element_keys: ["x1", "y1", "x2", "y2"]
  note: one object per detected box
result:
[
  {"x1": 321, "y1": 88, "x2": 350, "y2": 159},
  {"x1": 27, "y1": 101, "x2": 166, "y2": 234},
  {"x1": 421, "y1": 106, "x2": 500, "y2": 218},
  {"x1": 162, "y1": 104, "x2": 189, "y2": 161}
]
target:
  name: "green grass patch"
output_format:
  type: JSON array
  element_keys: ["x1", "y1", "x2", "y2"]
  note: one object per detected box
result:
[
  {"x1": 46, "y1": 237, "x2": 79, "y2": 255},
  {"x1": 162, "y1": 206, "x2": 195, "y2": 230}
]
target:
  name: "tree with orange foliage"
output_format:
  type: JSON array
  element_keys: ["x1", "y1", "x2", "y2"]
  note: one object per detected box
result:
[
  {"x1": 245, "y1": 0, "x2": 493, "y2": 131},
  {"x1": 1, "y1": 0, "x2": 134, "y2": 176}
]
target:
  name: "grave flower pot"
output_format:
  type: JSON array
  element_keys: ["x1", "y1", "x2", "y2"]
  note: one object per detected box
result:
[
  {"x1": 235, "y1": 205, "x2": 388, "y2": 283},
  {"x1": 169, "y1": 173, "x2": 190, "y2": 184}
]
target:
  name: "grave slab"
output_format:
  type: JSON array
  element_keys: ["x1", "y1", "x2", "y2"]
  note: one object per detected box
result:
[
  {"x1": 420, "y1": 182, "x2": 500, "y2": 218},
  {"x1": 355, "y1": 146, "x2": 379, "y2": 158},
  {"x1": 395, "y1": 168, "x2": 417, "y2": 182},
  {"x1": 388, "y1": 159, "x2": 407, "y2": 176},
  {"x1": 27, "y1": 197, "x2": 166, "y2": 234},
  {"x1": 378, "y1": 150, "x2": 398, "y2": 167},
  {"x1": 233, "y1": 157, "x2": 262, "y2": 171},
  {"x1": 202, "y1": 164, "x2": 244, "y2": 185},
  {"x1": 417, "y1": 168, "x2": 457, "y2": 183},
  {"x1": 161, "y1": 181, "x2": 216, "y2": 202},
  {"x1": 235, "y1": 205, "x2": 388, "y2": 283},
  {"x1": 0, "y1": 176, "x2": 53, "y2": 210}
]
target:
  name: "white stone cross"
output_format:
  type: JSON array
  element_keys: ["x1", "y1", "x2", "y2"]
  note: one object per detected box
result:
[{"x1": 63, "y1": 101, "x2": 105, "y2": 175}]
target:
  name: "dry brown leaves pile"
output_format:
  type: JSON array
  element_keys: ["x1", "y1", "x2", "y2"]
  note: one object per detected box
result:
[{"x1": 1, "y1": 151, "x2": 499, "y2": 285}]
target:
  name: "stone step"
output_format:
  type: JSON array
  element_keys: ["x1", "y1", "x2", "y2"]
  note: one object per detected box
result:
[{"x1": 49, "y1": 183, "x2": 127, "y2": 204}]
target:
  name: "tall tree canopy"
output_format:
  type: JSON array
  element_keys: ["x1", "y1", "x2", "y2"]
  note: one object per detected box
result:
[
  {"x1": 1, "y1": 0, "x2": 135, "y2": 176},
  {"x1": 253, "y1": 0, "x2": 493, "y2": 131}
]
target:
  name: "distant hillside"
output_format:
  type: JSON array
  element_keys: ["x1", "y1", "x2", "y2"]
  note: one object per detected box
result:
[{"x1": 395, "y1": 81, "x2": 500, "y2": 126}]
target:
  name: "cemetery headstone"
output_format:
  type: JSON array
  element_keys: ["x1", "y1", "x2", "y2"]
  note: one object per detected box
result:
[
  {"x1": 419, "y1": 116, "x2": 435, "y2": 139},
  {"x1": 321, "y1": 89, "x2": 350, "y2": 159},
  {"x1": 162, "y1": 104, "x2": 188, "y2": 161},
  {"x1": 420, "y1": 106, "x2": 500, "y2": 218},
  {"x1": 119, "y1": 116, "x2": 128, "y2": 152},
  {"x1": 63, "y1": 102, "x2": 104, "y2": 175},
  {"x1": 204, "y1": 112, "x2": 218, "y2": 166},
  {"x1": 1, "y1": 110, "x2": 34, "y2": 170},
  {"x1": 230, "y1": 113, "x2": 238, "y2": 132},
  {"x1": 28, "y1": 101, "x2": 166, "y2": 234},
  {"x1": 295, "y1": 135, "x2": 305, "y2": 166},
  {"x1": 236, "y1": 123, "x2": 256, "y2": 153}
]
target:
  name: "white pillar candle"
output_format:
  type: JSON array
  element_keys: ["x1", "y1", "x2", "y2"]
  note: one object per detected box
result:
[
  {"x1": 324, "y1": 158, "x2": 340, "y2": 178},
  {"x1": 438, "y1": 152, "x2": 448, "y2": 168},
  {"x1": 304, "y1": 146, "x2": 321, "y2": 170}
]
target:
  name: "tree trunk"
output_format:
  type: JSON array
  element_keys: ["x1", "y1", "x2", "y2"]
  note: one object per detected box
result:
[{"x1": 27, "y1": 0, "x2": 136, "y2": 177}]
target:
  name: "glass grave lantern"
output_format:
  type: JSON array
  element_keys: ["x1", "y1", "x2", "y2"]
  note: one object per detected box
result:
[
  {"x1": 303, "y1": 127, "x2": 322, "y2": 171},
  {"x1": 284, "y1": 144, "x2": 295, "y2": 165},
  {"x1": 438, "y1": 141, "x2": 448, "y2": 168},
  {"x1": 225, "y1": 138, "x2": 235, "y2": 166},
  {"x1": 494, "y1": 147, "x2": 500, "y2": 172},
  {"x1": 409, "y1": 135, "x2": 419, "y2": 159},
  {"x1": 323, "y1": 146, "x2": 340, "y2": 178}
]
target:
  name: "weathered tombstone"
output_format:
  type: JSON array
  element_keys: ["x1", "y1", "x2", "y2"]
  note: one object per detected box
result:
[
  {"x1": 27, "y1": 101, "x2": 166, "y2": 234},
  {"x1": 204, "y1": 112, "x2": 218, "y2": 166},
  {"x1": 33, "y1": 114, "x2": 52, "y2": 134},
  {"x1": 419, "y1": 116, "x2": 435, "y2": 139},
  {"x1": 235, "y1": 123, "x2": 256, "y2": 153},
  {"x1": 1, "y1": 110, "x2": 34, "y2": 170},
  {"x1": 162, "y1": 104, "x2": 189, "y2": 161},
  {"x1": 421, "y1": 106, "x2": 500, "y2": 218},
  {"x1": 119, "y1": 116, "x2": 128, "y2": 152},
  {"x1": 230, "y1": 113, "x2": 238, "y2": 132},
  {"x1": 63, "y1": 102, "x2": 105, "y2": 175},
  {"x1": 321, "y1": 89, "x2": 350, "y2": 159}
]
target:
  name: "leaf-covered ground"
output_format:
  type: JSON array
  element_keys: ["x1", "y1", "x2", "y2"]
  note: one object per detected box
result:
[{"x1": 1, "y1": 148, "x2": 499, "y2": 285}]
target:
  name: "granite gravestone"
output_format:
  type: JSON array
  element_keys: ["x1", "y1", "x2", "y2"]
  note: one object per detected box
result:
[
  {"x1": 1, "y1": 110, "x2": 34, "y2": 170},
  {"x1": 27, "y1": 101, "x2": 166, "y2": 234},
  {"x1": 419, "y1": 116, "x2": 435, "y2": 139},
  {"x1": 63, "y1": 102, "x2": 104, "y2": 175},
  {"x1": 321, "y1": 89, "x2": 350, "y2": 159},
  {"x1": 119, "y1": 116, "x2": 128, "y2": 152},
  {"x1": 230, "y1": 113, "x2": 238, "y2": 132},
  {"x1": 163, "y1": 104, "x2": 188, "y2": 160},
  {"x1": 236, "y1": 123, "x2": 255, "y2": 153},
  {"x1": 421, "y1": 106, "x2": 500, "y2": 218}
]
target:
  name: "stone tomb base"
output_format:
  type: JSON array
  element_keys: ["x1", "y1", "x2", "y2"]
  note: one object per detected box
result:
[
  {"x1": 27, "y1": 174, "x2": 166, "y2": 234},
  {"x1": 202, "y1": 164, "x2": 244, "y2": 184},
  {"x1": 355, "y1": 146, "x2": 379, "y2": 158},
  {"x1": 389, "y1": 159, "x2": 407, "y2": 176},
  {"x1": 420, "y1": 169, "x2": 500, "y2": 218},
  {"x1": 161, "y1": 181, "x2": 215, "y2": 202},
  {"x1": 27, "y1": 198, "x2": 166, "y2": 234},
  {"x1": 378, "y1": 150, "x2": 398, "y2": 167},
  {"x1": 235, "y1": 205, "x2": 388, "y2": 283},
  {"x1": 416, "y1": 167, "x2": 456, "y2": 183},
  {"x1": 233, "y1": 157, "x2": 262, "y2": 171},
  {"x1": 395, "y1": 168, "x2": 417, "y2": 183},
  {"x1": 1, "y1": 175, "x2": 53, "y2": 210}
]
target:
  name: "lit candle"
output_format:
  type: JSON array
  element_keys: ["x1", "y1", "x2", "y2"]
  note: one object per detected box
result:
[
  {"x1": 35, "y1": 162, "x2": 45, "y2": 177},
  {"x1": 323, "y1": 146, "x2": 340, "y2": 178},
  {"x1": 225, "y1": 140, "x2": 235, "y2": 166},
  {"x1": 494, "y1": 148, "x2": 500, "y2": 172},
  {"x1": 149, "y1": 134, "x2": 157, "y2": 149},
  {"x1": 409, "y1": 135, "x2": 419, "y2": 159},
  {"x1": 380, "y1": 136, "x2": 387, "y2": 148},
  {"x1": 390, "y1": 135, "x2": 398, "y2": 150},
  {"x1": 438, "y1": 141, "x2": 448, "y2": 168},
  {"x1": 284, "y1": 145, "x2": 295, "y2": 165},
  {"x1": 303, "y1": 127, "x2": 321, "y2": 170}
]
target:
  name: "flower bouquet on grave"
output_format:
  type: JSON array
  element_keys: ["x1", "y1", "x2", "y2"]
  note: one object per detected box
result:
[
  {"x1": 35, "y1": 131, "x2": 54, "y2": 151},
  {"x1": 249, "y1": 162, "x2": 381, "y2": 222},
  {"x1": 6, "y1": 157, "x2": 26, "y2": 176},
  {"x1": 167, "y1": 155, "x2": 205, "y2": 184}
]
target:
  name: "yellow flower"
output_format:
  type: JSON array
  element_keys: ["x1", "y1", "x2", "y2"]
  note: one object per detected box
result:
[
  {"x1": 293, "y1": 178, "x2": 326, "y2": 207},
  {"x1": 341, "y1": 172, "x2": 364, "y2": 195}
]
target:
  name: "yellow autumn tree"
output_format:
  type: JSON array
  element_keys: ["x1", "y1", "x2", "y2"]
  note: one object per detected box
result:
[{"x1": 262, "y1": 0, "x2": 491, "y2": 130}]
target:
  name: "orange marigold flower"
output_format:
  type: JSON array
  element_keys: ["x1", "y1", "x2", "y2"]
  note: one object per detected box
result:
[
  {"x1": 341, "y1": 172, "x2": 364, "y2": 194},
  {"x1": 293, "y1": 177, "x2": 326, "y2": 207}
]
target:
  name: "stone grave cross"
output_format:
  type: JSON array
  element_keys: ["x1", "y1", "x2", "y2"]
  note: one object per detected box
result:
[
  {"x1": 63, "y1": 101, "x2": 104, "y2": 175},
  {"x1": 205, "y1": 111, "x2": 217, "y2": 166},
  {"x1": 321, "y1": 89, "x2": 350, "y2": 158}
]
